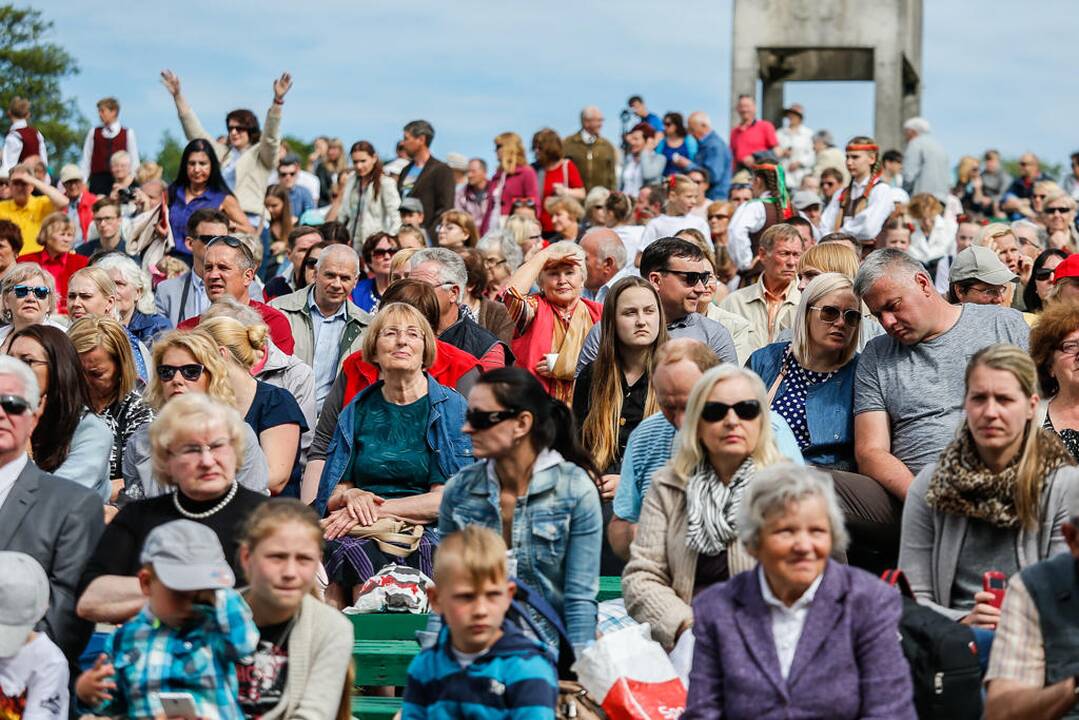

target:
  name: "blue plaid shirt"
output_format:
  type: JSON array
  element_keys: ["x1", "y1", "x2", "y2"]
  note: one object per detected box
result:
[{"x1": 96, "y1": 588, "x2": 259, "y2": 720}]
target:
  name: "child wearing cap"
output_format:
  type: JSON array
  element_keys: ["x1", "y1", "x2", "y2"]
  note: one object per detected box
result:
[
  {"x1": 0, "y1": 551, "x2": 69, "y2": 719},
  {"x1": 402, "y1": 526, "x2": 557, "y2": 719},
  {"x1": 82, "y1": 519, "x2": 259, "y2": 720}
]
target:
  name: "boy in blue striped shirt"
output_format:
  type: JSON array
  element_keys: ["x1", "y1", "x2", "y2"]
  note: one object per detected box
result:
[{"x1": 403, "y1": 527, "x2": 558, "y2": 719}]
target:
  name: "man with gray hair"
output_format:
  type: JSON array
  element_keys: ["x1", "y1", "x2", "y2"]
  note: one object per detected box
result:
[
  {"x1": 270, "y1": 243, "x2": 369, "y2": 406},
  {"x1": 398, "y1": 119, "x2": 455, "y2": 238},
  {"x1": 0, "y1": 355, "x2": 104, "y2": 659},
  {"x1": 408, "y1": 247, "x2": 510, "y2": 370},
  {"x1": 580, "y1": 228, "x2": 629, "y2": 304},
  {"x1": 563, "y1": 106, "x2": 617, "y2": 192},
  {"x1": 672, "y1": 111, "x2": 731, "y2": 200},
  {"x1": 848, "y1": 248, "x2": 1028, "y2": 569},
  {"x1": 901, "y1": 117, "x2": 949, "y2": 200}
]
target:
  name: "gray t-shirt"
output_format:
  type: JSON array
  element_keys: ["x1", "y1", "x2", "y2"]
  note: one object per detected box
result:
[
  {"x1": 950, "y1": 519, "x2": 1020, "y2": 611},
  {"x1": 853, "y1": 303, "x2": 1030, "y2": 474}
]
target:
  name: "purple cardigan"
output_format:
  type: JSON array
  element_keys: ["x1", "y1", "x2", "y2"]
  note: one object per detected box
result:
[{"x1": 684, "y1": 561, "x2": 916, "y2": 720}]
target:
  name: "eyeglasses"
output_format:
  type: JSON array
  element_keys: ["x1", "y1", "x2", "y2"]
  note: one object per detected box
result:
[
  {"x1": 10, "y1": 285, "x2": 49, "y2": 299},
  {"x1": 811, "y1": 305, "x2": 862, "y2": 326},
  {"x1": 966, "y1": 285, "x2": 1007, "y2": 299},
  {"x1": 708, "y1": 214, "x2": 730, "y2": 221},
  {"x1": 278, "y1": 171, "x2": 296, "y2": 177},
  {"x1": 303, "y1": 257, "x2": 319, "y2": 268},
  {"x1": 659, "y1": 268, "x2": 713, "y2": 287},
  {"x1": 0, "y1": 394, "x2": 31, "y2": 416},
  {"x1": 1059, "y1": 341, "x2": 1079, "y2": 357},
  {"x1": 700, "y1": 399, "x2": 761, "y2": 423},
  {"x1": 1046, "y1": 207, "x2": 1072, "y2": 215},
  {"x1": 378, "y1": 326, "x2": 424, "y2": 342},
  {"x1": 466, "y1": 408, "x2": 522, "y2": 430},
  {"x1": 371, "y1": 247, "x2": 397, "y2": 258},
  {"x1": 93, "y1": 214, "x2": 119, "y2": 223},
  {"x1": 156, "y1": 363, "x2": 205, "y2": 382},
  {"x1": 484, "y1": 256, "x2": 508, "y2": 267},
  {"x1": 172, "y1": 437, "x2": 231, "y2": 459}
]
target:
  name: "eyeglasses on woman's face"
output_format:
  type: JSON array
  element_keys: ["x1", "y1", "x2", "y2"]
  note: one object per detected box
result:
[
  {"x1": 810, "y1": 305, "x2": 862, "y2": 326},
  {"x1": 10, "y1": 285, "x2": 49, "y2": 300}
]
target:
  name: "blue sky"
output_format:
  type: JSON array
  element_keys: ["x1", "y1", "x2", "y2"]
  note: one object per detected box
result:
[{"x1": 43, "y1": 0, "x2": 1078, "y2": 174}]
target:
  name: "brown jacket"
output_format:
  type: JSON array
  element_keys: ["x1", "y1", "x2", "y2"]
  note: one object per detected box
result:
[{"x1": 562, "y1": 131, "x2": 617, "y2": 192}]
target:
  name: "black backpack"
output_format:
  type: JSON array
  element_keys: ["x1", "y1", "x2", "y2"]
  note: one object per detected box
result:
[{"x1": 880, "y1": 570, "x2": 983, "y2": 720}]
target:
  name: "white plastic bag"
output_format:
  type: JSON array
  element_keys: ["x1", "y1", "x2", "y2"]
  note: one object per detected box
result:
[
  {"x1": 342, "y1": 564, "x2": 431, "y2": 614},
  {"x1": 572, "y1": 623, "x2": 685, "y2": 720}
]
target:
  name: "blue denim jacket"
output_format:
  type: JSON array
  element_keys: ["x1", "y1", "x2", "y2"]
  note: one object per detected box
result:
[
  {"x1": 315, "y1": 376, "x2": 473, "y2": 517},
  {"x1": 749, "y1": 341, "x2": 859, "y2": 469},
  {"x1": 438, "y1": 451, "x2": 601, "y2": 650}
]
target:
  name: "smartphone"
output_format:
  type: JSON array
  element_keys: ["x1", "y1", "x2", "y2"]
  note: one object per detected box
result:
[
  {"x1": 983, "y1": 571, "x2": 1007, "y2": 609},
  {"x1": 158, "y1": 692, "x2": 199, "y2": 720}
]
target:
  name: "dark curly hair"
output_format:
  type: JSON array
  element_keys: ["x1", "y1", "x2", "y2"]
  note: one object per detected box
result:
[{"x1": 1029, "y1": 299, "x2": 1079, "y2": 397}]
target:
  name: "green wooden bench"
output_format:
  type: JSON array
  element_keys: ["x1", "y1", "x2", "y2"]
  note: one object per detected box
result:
[{"x1": 597, "y1": 575, "x2": 622, "y2": 601}]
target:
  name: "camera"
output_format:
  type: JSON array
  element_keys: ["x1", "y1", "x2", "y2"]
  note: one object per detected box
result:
[
  {"x1": 117, "y1": 186, "x2": 137, "y2": 203},
  {"x1": 620, "y1": 108, "x2": 633, "y2": 123}
]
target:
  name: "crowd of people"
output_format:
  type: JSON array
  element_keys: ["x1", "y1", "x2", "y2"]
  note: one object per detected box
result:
[{"x1": 1, "y1": 77, "x2": 1079, "y2": 719}]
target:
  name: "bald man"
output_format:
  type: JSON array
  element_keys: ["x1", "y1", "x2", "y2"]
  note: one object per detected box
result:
[
  {"x1": 563, "y1": 105, "x2": 617, "y2": 192},
  {"x1": 670, "y1": 111, "x2": 731, "y2": 200},
  {"x1": 580, "y1": 228, "x2": 630, "y2": 303}
]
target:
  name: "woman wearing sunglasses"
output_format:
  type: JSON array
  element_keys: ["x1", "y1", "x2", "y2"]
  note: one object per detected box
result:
[
  {"x1": 1041, "y1": 192, "x2": 1079, "y2": 253},
  {"x1": 439, "y1": 367, "x2": 601, "y2": 653},
  {"x1": 623, "y1": 364, "x2": 784, "y2": 651},
  {"x1": 121, "y1": 330, "x2": 269, "y2": 501},
  {"x1": 748, "y1": 273, "x2": 861, "y2": 471},
  {"x1": 0, "y1": 262, "x2": 64, "y2": 351},
  {"x1": 351, "y1": 232, "x2": 400, "y2": 312},
  {"x1": 1022, "y1": 248, "x2": 1068, "y2": 314}
]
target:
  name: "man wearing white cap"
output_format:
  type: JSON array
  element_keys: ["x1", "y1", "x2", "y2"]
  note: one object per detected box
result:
[
  {"x1": 776, "y1": 103, "x2": 815, "y2": 190},
  {"x1": 946, "y1": 245, "x2": 1017, "y2": 306},
  {"x1": 902, "y1": 117, "x2": 949, "y2": 200},
  {"x1": 58, "y1": 163, "x2": 98, "y2": 246},
  {"x1": 0, "y1": 551, "x2": 69, "y2": 718}
]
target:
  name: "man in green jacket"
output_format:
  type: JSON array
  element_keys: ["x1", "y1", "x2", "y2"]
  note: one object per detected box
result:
[{"x1": 563, "y1": 106, "x2": 617, "y2": 192}]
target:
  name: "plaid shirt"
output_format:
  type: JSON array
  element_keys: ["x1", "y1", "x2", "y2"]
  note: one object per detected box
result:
[
  {"x1": 96, "y1": 588, "x2": 259, "y2": 720},
  {"x1": 985, "y1": 575, "x2": 1044, "y2": 687}
]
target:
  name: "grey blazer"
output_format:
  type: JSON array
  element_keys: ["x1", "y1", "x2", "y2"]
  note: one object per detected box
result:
[
  {"x1": 0, "y1": 459, "x2": 104, "y2": 658},
  {"x1": 154, "y1": 270, "x2": 263, "y2": 326},
  {"x1": 899, "y1": 461, "x2": 1079, "y2": 620}
]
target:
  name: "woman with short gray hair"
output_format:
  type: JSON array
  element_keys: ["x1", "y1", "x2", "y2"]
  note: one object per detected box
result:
[
  {"x1": 685, "y1": 464, "x2": 915, "y2": 719},
  {"x1": 0, "y1": 262, "x2": 63, "y2": 351},
  {"x1": 93, "y1": 252, "x2": 172, "y2": 345}
]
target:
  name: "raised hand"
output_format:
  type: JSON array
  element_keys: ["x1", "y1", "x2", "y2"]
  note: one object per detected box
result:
[
  {"x1": 160, "y1": 69, "x2": 182, "y2": 97},
  {"x1": 273, "y1": 72, "x2": 293, "y2": 102}
]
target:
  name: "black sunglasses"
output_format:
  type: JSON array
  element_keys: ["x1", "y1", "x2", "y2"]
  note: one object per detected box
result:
[
  {"x1": 303, "y1": 257, "x2": 319, "y2": 268},
  {"x1": 206, "y1": 235, "x2": 254, "y2": 260},
  {"x1": 466, "y1": 408, "x2": 522, "y2": 430},
  {"x1": 1046, "y1": 207, "x2": 1071, "y2": 215},
  {"x1": 700, "y1": 400, "x2": 761, "y2": 423},
  {"x1": 156, "y1": 363, "x2": 205, "y2": 382},
  {"x1": 1035, "y1": 268, "x2": 1057, "y2": 281},
  {"x1": 660, "y1": 268, "x2": 713, "y2": 287},
  {"x1": 512, "y1": 198, "x2": 537, "y2": 209},
  {"x1": 0, "y1": 394, "x2": 31, "y2": 416},
  {"x1": 811, "y1": 305, "x2": 862, "y2": 326},
  {"x1": 11, "y1": 285, "x2": 49, "y2": 299}
]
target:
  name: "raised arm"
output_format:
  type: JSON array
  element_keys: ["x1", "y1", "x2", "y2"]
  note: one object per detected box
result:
[
  {"x1": 256, "y1": 73, "x2": 290, "y2": 171},
  {"x1": 161, "y1": 69, "x2": 224, "y2": 159},
  {"x1": 13, "y1": 166, "x2": 67, "y2": 210}
]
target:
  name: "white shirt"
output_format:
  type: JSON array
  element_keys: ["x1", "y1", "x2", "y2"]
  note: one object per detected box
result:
[
  {"x1": 819, "y1": 175, "x2": 895, "y2": 241},
  {"x1": 0, "y1": 632, "x2": 69, "y2": 719},
  {"x1": 2, "y1": 119, "x2": 47, "y2": 174},
  {"x1": 908, "y1": 214, "x2": 958, "y2": 263},
  {"x1": 776, "y1": 124, "x2": 815, "y2": 189},
  {"x1": 78, "y1": 121, "x2": 140, "y2": 180},
  {"x1": 758, "y1": 566, "x2": 824, "y2": 680},
  {"x1": 638, "y1": 213, "x2": 711, "y2": 253},
  {"x1": 0, "y1": 452, "x2": 29, "y2": 512},
  {"x1": 613, "y1": 225, "x2": 645, "y2": 271},
  {"x1": 727, "y1": 198, "x2": 770, "y2": 271}
]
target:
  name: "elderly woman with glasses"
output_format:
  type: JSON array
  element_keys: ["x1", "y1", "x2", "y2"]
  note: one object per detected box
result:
[
  {"x1": 92, "y1": 253, "x2": 172, "y2": 345},
  {"x1": 685, "y1": 465, "x2": 915, "y2": 719},
  {"x1": 1042, "y1": 192, "x2": 1079, "y2": 253},
  {"x1": 623, "y1": 365, "x2": 784, "y2": 651},
  {"x1": 749, "y1": 273, "x2": 861, "y2": 471},
  {"x1": 0, "y1": 262, "x2": 63, "y2": 350}
]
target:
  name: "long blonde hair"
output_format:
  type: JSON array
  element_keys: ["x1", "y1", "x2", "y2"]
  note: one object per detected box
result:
[
  {"x1": 791, "y1": 273, "x2": 860, "y2": 367},
  {"x1": 146, "y1": 331, "x2": 236, "y2": 409},
  {"x1": 495, "y1": 132, "x2": 526, "y2": 174}
]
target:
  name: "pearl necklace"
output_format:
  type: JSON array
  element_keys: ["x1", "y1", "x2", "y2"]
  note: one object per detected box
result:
[{"x1": 172, "y1": 480, "x2": 238, "y2": 520}]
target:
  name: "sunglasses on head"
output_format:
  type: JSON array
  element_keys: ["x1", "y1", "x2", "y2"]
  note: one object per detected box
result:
[
  {"x1": 660, "y1": 268, "x2": 713, "y2": 287},
  {"x1": 466, "y1": 408, "x2": 522, "y2": 430},
  {"x1": 11, "y1": 285, "x2": 49, "y2": 299},
  {"x1": 0, "y1": 394, "x2": 31, "y2": 416},
  {"x1": 156, "y1": 363, "x2": 205, "y2": 382},
  {"x1": 811, "y1": 305, "x2": 862, "y2": 326},
  {"x1": 700, "y1": 399, "x2": 761, "y2": 423},
  {"x1": 206, "y1": 235, "x2": 254, "y2": 259}
]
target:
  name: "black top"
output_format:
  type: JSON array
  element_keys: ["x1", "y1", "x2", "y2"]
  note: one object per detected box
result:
[
  {"x1": 571, "y1": 362, "x2": 649, "y2": 474},
  {"x1": 77, "y1": 486, "x2": 267, "y2": 594},
  {"x1": 693, "y1": 550, "x2": 730, "y2": 596},
  {"x1": 246, "y1": 381, "x2": 308, "y2": 497},
  {"x1": 263, "y1": 275, "x2": 296, "y2": 302}
]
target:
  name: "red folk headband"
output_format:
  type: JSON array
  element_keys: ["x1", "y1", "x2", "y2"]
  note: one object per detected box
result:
[{"x1": 846, "y1": 143, "x2": 879, "y2": 152}]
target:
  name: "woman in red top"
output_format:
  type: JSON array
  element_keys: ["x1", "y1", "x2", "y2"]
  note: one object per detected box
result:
[
  {"x1": 481, "y1": 132, "x2": 540, "y2": 235},
  {"x1": 21, "y1": 212, "x2": 88, "y2": 314},
  {"x1": 531, "y1": 128, "x2": 585, "y2": 236}
]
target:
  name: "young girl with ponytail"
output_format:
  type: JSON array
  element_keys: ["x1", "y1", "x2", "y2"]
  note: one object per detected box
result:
[
  {"x1": 726, "y1": 163, "x2": 797, "y2": 271},
  {"x1": 820, "y1": 136, "x2": 895, "y2": 242}
]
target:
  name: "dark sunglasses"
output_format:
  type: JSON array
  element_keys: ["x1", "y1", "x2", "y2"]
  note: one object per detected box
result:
[
  {"x1": 512, "y1": 198, "x2": 537, "y2": 209},
  {"x1": 303, "y1": 257, "x2": 319, "y2": 268},
  {"x1": 0, "y1": 394, "x2": 31, "y2": 416},
  {"x1": 1035, "y1": 268, "x2": 1057, "y2": 281},
  {"x1": 371, "y1": 247, "x2": 398, "y2": 258},
  {"x1": 11, "y1": 285, "x2": 49, "y2": 299},
  {"x1": 811, "y1": 305, "x2": 862, "y2": 326},
  {"x1": 660, "y1": 268, "x2": 713, "y2": 287},
  {"x1": 227, "y1": 125, "x2": 248, "y2": 133},
  {"x1": 156, "y1": 363, "x2": 205, "y2": 382},
  {"x1": 708, "y1": 214, "x2": 730, "y2": 221},
  {"x1": 701, "y1": 400, "x2": 761, "y2": 423},
  {"x1": 466, "y1": 408, "x2": 522, "y2": 430},
  {"x1": 206, "y1": 235, "x2": 254, "y2": 260},
  {"x1": 1046, "y1": 207, "x2": 1071, "y2": 215}
]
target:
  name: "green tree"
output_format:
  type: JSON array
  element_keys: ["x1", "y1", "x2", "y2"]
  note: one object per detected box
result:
[
  {"x1": 0, "y1": 5, "x2": 86, "y2": 167},
  {"x1": 155, "y1": 130, "x2": 183, "y2": 181},
  {"x1": 281, "y1": 135, "x2": 314, "y2": 168}
]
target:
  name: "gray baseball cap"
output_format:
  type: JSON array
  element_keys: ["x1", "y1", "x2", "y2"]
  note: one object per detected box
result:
[
  {"x1": 949, "y1": 245, "x2": 1017, "y2": 286},
  {"x1": 400, "y1": 197, "x2": 424, "y2": 214},
  {"x1": 793, "y1": 190, "x2": 822, "y2": 210},
  {"x1": 0, "y1": 552, "x2": 49, "y2": 657},
  {"x1": 139, "y1": 520, "x2": 235, "y2": 592}
]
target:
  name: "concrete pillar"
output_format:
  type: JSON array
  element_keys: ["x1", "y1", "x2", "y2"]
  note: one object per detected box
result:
[
  {"x1": 761, "y1": 80, "x2": 785, "y2": 128},
  {"x1": 873, "y1": 53, "x2": 903, "y2": 152}
]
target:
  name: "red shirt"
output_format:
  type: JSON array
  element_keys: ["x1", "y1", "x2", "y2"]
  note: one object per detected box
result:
[
  {"x1": 729, "y1": 119, "x2": 778, "y2": 168},
  {"x1": 340, "y1": 339, "x2": 481, "y2": 405},
  {"x1": 20, "y1": 250, "x2": 88, "y2": 314},
  {"x1": 178, "y1": 299, "x2": 296, "y2": 355},
  {"x1": 538, "y1": 159, "x2": 583, "y2": 232}
]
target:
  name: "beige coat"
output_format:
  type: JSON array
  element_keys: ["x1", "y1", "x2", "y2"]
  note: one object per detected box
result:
[
  {"x1": 719, "y1": 277, "x2": 801, "y2": 353},
  {"x1": 622, "y1": 466, "x2": 757, "y2": 650}
]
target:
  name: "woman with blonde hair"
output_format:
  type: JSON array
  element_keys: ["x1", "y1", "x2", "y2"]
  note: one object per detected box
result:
[
  {"x1": 1041, "y1": 191, "x2": 1079, "y2": 252},
  {"x1": 623, "y1": 364, "x2": 784, "y2": 649},
  {"x1": 481, "y1": 132, "x2": 539, "y2": 234},
  {"x1": 195, "y1": 316, "x2": 306, "y2": 497},
  {"x1": 544, "y1": 196, "x2": 585, "y2": 242},
  {"x1": 0, "y1": 262, "x2": 62, "y2": 349},
  {"x1": 66, "y1": 265, "x2": 151, "y2": 380},
  {"x1": 122, "y1": 330, "x2": 268, "y2": 501},
  {"x1": 503, "y1": 213, "x2": 543, "y2": 261},
  {"x1": 977, "y1": 222, "x2": 1029, "y2": 294},
  {"x1": 21, "y1": 212, "x2": 87, "y2": 314},
  {"x1": 900, "y1": 344, "x2": 1079, "y2": 628}
]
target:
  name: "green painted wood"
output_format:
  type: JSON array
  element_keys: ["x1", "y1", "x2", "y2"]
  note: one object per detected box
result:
[
  {"x1": 598, "y1": 575, "x2": 622, "y2": 601},
  {"x1": 352, "y1": 640, "x2": 420, "y2": 686},
  {"x1": 351, "y1": 695, "x2": 402, "y2": 720},
  {"x1": 348, "y1": 612, "x2": 429, "y2": 640}
]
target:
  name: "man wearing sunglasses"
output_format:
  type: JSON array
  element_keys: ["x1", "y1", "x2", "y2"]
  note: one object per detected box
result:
[
  {"x1": 576, "y1": 238, "x2": 738, "y2": 375},
  {"x1": 720, "y1": 223, "x2": 803, "y2": 352},
  {"x1": 0, "y1": 356, "x2": 104, "y2": 659},
  {"x1": 274, "y1": 154, "x2": 315, "y2": 217}
]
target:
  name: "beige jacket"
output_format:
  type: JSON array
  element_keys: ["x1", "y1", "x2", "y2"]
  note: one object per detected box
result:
[
  {"x1": 622, "y1": 466, "x2": 757, "y2": 651},
  {"x1": 706, "y1": 303, "x2": 758, "y2": 365},
  {"x1": 719, "y1": 277, "x2": 801, "y2": 353},
  {"x1": 178, "y1": 103, "x2": 282, "y2": 217}
]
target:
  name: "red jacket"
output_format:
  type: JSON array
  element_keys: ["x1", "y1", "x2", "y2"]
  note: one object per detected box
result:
[
  {"x1": 341, "y1": 339, "x2": 481, "y2": 406},
  {"x1": 71, "y1": 190, "x2": 98, "y2": 240},
  {"x1": 178, "y1": 298, "x2": 296, "y2": 355}
]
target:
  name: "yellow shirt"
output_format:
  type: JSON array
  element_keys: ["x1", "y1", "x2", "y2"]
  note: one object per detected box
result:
[{"x1": 0, "y1": 195, "x2": 57, "y2": 255}]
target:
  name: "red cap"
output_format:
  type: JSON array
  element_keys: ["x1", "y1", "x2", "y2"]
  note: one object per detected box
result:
[{"x1": 1053, "y1": 253, "x2": 1079, "y2": 283}]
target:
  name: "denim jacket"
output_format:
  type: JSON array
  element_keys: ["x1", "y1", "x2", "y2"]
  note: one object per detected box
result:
[
  {"x1": 749, "y1": 341, "x2": 859, "y2": 469},
  {"x1": 315, "y1": 375, "x2": 472, "y2": 517},
  {"x1": 438, "y1": 450, "x2": 601, "y2": 650}
]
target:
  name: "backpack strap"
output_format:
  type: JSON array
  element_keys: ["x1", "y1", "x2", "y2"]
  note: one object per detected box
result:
[
  {"x1": 510, "y1": 580, "x2": 576, "y2": 680},
  {"x1": 881, "y1": 568, "x2": 916, "y2": 599}
]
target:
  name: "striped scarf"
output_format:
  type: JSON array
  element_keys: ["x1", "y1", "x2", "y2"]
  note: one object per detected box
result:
[{"x1": 685, "y1": 458, "x2": 755, "y2": 556}]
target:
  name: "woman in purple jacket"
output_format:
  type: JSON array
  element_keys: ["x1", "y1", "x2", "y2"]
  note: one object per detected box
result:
[{"x1": 684, "y1": 464, "x2": 915, "y2": 720}]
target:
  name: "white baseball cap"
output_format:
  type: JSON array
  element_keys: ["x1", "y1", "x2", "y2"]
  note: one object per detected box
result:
[{"x1": 0, "y1": 552, "x2": 49, "y2": 657}]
